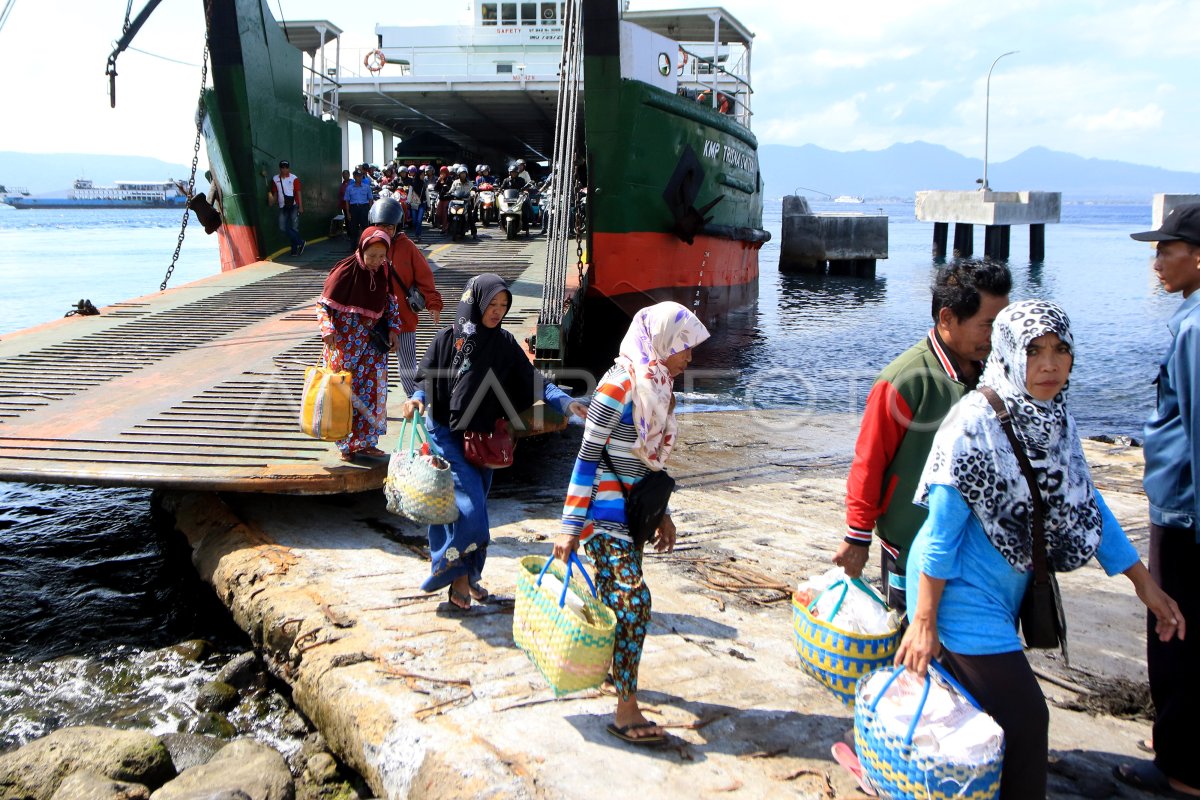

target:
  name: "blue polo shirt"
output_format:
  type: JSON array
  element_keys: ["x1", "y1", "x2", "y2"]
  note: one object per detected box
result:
[{"x1": 344, "y1": 178, "x2": 373, "y2": 205}]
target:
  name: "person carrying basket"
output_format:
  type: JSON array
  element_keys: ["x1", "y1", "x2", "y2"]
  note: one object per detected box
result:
[{"x1": 554, "y1": 301, "x2": 710, "y2": 745}]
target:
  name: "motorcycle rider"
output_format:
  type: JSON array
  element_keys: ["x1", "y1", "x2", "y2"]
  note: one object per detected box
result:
[
  {"x1": 435, "y1": 166, "x2": 453, "y2": 232},
  {"x1": 515, "y1": 159, "x2": 534, "y2": 186},
  {"x1": 448, "y1": 167, "x2": 478, "y2": 239},
  {"x1": 501, "y1": 164, "x2": 533, "y2": 234},
  {"x1": 474, "y1": 164, "x2": 493, "y2": 188}
]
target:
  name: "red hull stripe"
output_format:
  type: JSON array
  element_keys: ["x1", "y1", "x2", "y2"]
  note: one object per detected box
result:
[
  {"x1": 589, "y1": 231, "x2": 760, "y2": 297},
  {"x1": 218, "y1": 224, "x2": 261, "y2": 272}
]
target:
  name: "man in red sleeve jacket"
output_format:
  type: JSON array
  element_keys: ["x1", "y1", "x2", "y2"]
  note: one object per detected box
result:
[{"x1": 835, "y1": 260, "x2": 1011, "y2": 611}]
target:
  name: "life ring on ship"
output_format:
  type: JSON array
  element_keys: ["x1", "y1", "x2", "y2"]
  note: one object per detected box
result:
[
  {"x1": 677, "y1": 49, "x2": 688, "y2": 76},
  {"x1": 364, "y1": 49, "x2": 387, "y2": 74}
]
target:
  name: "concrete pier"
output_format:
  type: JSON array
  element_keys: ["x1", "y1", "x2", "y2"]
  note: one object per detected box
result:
[
  {"x1": 916, "y1": 190, "x2": 1061, "y2": 261},
  {"x1": 780, "y1": 196, "x2": 888, "y2": 278},
  {"x1": 167, "y1": 412, "x2": 1163, "y2": 799}
]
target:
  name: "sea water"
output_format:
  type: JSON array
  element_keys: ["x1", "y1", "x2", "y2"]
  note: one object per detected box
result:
[{"x1": 0, "y1": 199, "x2": 1173, "y2": 749}]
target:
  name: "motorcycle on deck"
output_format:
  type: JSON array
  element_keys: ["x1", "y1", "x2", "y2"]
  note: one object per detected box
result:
[
  {"x1": 475, "y1": 183, "x2": 497, "y2": 227},
  {"x1": 447, "y1": 197, "x2": 469, "y2": 241},
  {"x1": 498, "y1": 188, "x2": 528, "y2": 241}
]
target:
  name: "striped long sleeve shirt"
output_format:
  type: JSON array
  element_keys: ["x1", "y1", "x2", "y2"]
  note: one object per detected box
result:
[{"x1": 561, "y1": 365, "x2": 649, "y2": 543}]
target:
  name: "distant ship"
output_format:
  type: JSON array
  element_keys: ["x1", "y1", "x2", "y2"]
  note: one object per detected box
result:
[
  {"x1": 833, "y1": 195, "x2": 864, "y2": 204},
  {"x1": 2, "y1": 179, "x2": 188, "y2": 209}
]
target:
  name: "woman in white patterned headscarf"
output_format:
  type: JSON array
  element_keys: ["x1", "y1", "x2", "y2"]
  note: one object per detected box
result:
[
  {"x1": 555, "y1": 301, "x2": 709, "y2": 745},
  {"x1": 895, "y1": 300, "x2": 1183, "y2": 799}
]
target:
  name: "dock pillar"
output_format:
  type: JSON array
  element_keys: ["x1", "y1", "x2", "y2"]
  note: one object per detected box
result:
[
  {"x1": 1030, "y1": 223, "x2": 1045, "y2": 262},
  {"x1": 953, "y1": 223, "x2": 974, "y2": 257},
  {"x1": 984, "y1": 225, "x2": 1011, "y2": 260},
  {"x1": 932, "y1": 222, "x2": 948, "y2": 259}
]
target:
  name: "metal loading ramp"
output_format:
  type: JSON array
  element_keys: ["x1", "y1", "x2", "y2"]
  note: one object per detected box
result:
[{"x1": 0, "y1": 235, "x2": 556, "y2": 494}]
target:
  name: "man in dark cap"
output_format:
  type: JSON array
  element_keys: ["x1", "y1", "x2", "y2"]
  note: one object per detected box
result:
[
  {"x1": 1115, "y1": 202, "x2": 1200, "y2": 798},
  {"x1": 267, "y1": 159, "x2": 305, "y2": 256}
]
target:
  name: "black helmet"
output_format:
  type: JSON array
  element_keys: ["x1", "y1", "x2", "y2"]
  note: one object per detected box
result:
[
  {"x1": 508, "y1": 164, "x2": 518, "y2": 174},
  {"x1": 367, "y1": 197, "x2": 404, "y2": 226}
]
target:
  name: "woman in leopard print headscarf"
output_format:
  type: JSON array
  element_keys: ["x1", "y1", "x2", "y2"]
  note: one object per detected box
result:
[{"x1": 893, "y1": 300, "x2": 1183, "y2": 800}]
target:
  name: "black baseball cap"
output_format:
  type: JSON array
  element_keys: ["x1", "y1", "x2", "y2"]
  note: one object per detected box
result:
[
  {"x1": 1130, "y1": 203, "x2": 1200, "y2": 246},
  {"x1": 278, "y1": 160, "x2": 290, "y2": 168}
]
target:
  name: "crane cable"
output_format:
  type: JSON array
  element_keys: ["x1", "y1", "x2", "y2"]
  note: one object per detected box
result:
[{"x1": 539, "y1": 0, "x2": 584, "y2": 327}]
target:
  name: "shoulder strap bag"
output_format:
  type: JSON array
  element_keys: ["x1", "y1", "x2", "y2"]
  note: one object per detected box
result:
[
  {"x1": 600, "y1": 446, "x2": 674, "y2": 550},
  {"x1": 979, "y1": 386, "x2": 1069, "y2": 663}
]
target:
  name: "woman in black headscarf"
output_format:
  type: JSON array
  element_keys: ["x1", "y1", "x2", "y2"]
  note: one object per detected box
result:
[{"x1": 402, "y1": 274, "x2": 586, "y2": 609}]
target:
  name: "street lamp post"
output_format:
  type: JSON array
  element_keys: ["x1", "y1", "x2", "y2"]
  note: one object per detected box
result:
[{"x1": 980, "y1": 50, "x2": 1018, "y2": 192}]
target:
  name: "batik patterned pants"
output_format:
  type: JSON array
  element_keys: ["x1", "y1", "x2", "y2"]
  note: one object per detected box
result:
[{"x1": 584, "y1": 533, "x2": 651, "y2": 700}]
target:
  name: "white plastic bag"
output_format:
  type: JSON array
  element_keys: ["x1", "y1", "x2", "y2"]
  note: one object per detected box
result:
[
  {"x1": 797, "y1": 567, "x2": 901, "y2": 635},
  {"x1": 859, "y1": 668, "x2": 1004, "y2": 766}
]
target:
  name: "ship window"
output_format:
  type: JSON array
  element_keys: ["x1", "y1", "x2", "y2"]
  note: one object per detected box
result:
[
  {"x1": 540, "y1": 2, "x2": 556, "y2": 22},
  {"x1": 496, "y1": 63, "x2": 513, "y2": 74},
  {"x1": 501, "y1": 3, "x2": 517, "y2": 24},
  {"x1": 481, "y1": 3, "x2": 497, "y2": 25},
  {"x1": 521, "y1": 3, "x2": 536, "y2": 24}
]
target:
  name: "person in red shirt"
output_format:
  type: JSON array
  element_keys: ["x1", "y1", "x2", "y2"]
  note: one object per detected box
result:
[{"x1": 366, "y1": 198, "x2": 444, "y2": 395}]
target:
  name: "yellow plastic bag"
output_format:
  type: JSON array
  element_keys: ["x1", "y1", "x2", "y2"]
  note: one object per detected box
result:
[{"x1": 299, "y1": 365, "x2": 352, "y2": 440}]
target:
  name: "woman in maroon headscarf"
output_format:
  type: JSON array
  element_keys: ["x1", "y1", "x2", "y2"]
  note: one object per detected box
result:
[{"x1": 316, "y1": 226, "x2": 402, "y2": 460}]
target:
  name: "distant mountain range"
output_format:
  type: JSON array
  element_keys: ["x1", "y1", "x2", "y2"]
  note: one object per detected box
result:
[
  {"x1": 759, "y1": 142, "x2": 1200, "y2": 202},
  {"x1": 2, "y1": 143, "x2": 1197, "y2": 201},
  {"x1": 0, "y1": 152, "x2": 195, "y2": 196}
]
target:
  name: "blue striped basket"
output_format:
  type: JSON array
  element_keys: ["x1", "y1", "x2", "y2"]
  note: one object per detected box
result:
[
  {"x1": 854, "y1": 663, "x2": 1003, "y2": 800},
  {"x1": 792, "y1": 576, "x2": 901, "y2": 706}
]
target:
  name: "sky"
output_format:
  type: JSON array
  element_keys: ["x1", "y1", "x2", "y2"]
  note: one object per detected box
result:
[{"x1": 1, "y1": 0, "x2": 1197, "y2": 172}]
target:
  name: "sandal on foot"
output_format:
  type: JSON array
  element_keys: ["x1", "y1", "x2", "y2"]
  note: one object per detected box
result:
[
  {"x1": 832, "y1": 742, "x2": 877, "y2": 796},
  {"x1": 447, "y1": 586, "x2": 471, "y2": 610},
  {"x1": 606, "y1": 722, "x2": 665, "y2": 746},
  {"x1": 468, "y1": 582, "x2": 490, "y2": 603},
  {"x1": 359, "y1": 446, "x2": 387, "y2": 458},
  {"x1": 1138, "y1": 739, "x2": 1155, "y2": 755},
  {"x1": 1114, "y1": 762, "x2": 1194, "y2": 798}
]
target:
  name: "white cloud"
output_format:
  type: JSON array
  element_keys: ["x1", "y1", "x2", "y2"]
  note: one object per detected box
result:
[{"x1": 1069, "y1": 104, "x2": 1165, "y2": 133}]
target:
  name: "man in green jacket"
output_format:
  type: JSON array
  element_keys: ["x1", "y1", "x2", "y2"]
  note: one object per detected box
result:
[{"x1": 836, "y1": 260, "x2": 1011, "y2": 611}]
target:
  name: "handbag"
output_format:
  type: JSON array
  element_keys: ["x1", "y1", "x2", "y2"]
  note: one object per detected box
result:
[
  {"x1": 600, "y1": 447, "x2": 674, "y2": 549},
  {"x1": 384, "y1": 416, "x2": 458, "y2": 525},
  {"x1": 368, "y1": 315, "x2": 391, "y2": 354},
  {"x1": 299, "y1": 365, "x2": 352, "y2": 440},
  {"x1": 979, "y1": 386, "x2": 1069, "y2": 661},
  {"x1": 463, "y1": 418, "x2": 516, "y2": 469}
]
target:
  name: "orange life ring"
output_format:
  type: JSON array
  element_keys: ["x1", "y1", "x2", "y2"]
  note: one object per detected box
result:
[
  {"x1": 364, "y1": 49, "x2": 386, "y2": 74},
  {"x1": 677, "y1": 49, "x2": 688, "y2": 76}
]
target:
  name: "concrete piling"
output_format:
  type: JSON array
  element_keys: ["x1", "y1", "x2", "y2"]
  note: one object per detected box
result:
[
  {"x1": 780, "y1": 196, "x2": 888, "y2": 277},
  {"x1": 917, "y1": 190, "x2": 1060, "y2": 263}
]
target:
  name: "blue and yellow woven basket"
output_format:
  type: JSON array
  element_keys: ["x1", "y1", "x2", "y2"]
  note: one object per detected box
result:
[
  {"x1": 792, "y1": 577, "x2": 902, "y2": 706},
  {"x1": 854, "y1": 663, "x2": 1003, "y2": 800}
]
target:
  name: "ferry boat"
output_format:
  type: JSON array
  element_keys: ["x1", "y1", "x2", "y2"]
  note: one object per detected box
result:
[
  {"x1": 2, "y1": 179, "x2": 188, "y2": 209},
  {"x1": 197, "y1": 0, "x2": 766, "y2": 358}
]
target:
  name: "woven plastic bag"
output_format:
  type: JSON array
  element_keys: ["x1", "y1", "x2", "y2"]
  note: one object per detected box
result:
[
  {"x1": 513, "y1": 552, "x2": 617, "y2": 697},
  {"x1": 792, "y1": 572, "x2": 902, "y2": 706},
  {"x1": 855, "y1": 663, "x2": 1004, "y2": 800},
  {"x1": 384, "y1": 416, "x2": 458, "y2": 525},
  {"x1": 299, "y1": 365, "x2": 352, "y2": 440}
]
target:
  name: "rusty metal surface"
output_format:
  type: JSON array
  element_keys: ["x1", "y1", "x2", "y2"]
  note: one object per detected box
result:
[{"x1": 0, "y1": 232, "x2": 552, "y2": 494}]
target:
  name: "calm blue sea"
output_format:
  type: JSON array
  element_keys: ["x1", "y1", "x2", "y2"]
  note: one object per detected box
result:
[{"x1": 0, "y1": 197, "x2": 1174, "y2": 747}]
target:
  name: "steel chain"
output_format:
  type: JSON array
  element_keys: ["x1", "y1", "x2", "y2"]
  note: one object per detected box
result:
[{"x1": 160, "y1": 0, "x2": 212, "y2": 292}]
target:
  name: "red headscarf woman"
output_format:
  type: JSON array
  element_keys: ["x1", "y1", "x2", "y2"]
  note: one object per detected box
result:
[{"x1": 316, "y1": 226, "x2": 403, "y2": 460}]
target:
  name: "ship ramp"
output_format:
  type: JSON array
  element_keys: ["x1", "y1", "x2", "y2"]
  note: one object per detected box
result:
[{"x1": 0, "y1": 231, "x2": 582, "y2": 494}]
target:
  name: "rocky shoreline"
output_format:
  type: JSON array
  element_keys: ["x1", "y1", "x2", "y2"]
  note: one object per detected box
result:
[{"x1": 4, "y1": 409, "x2": 1165, "y2": 799}]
